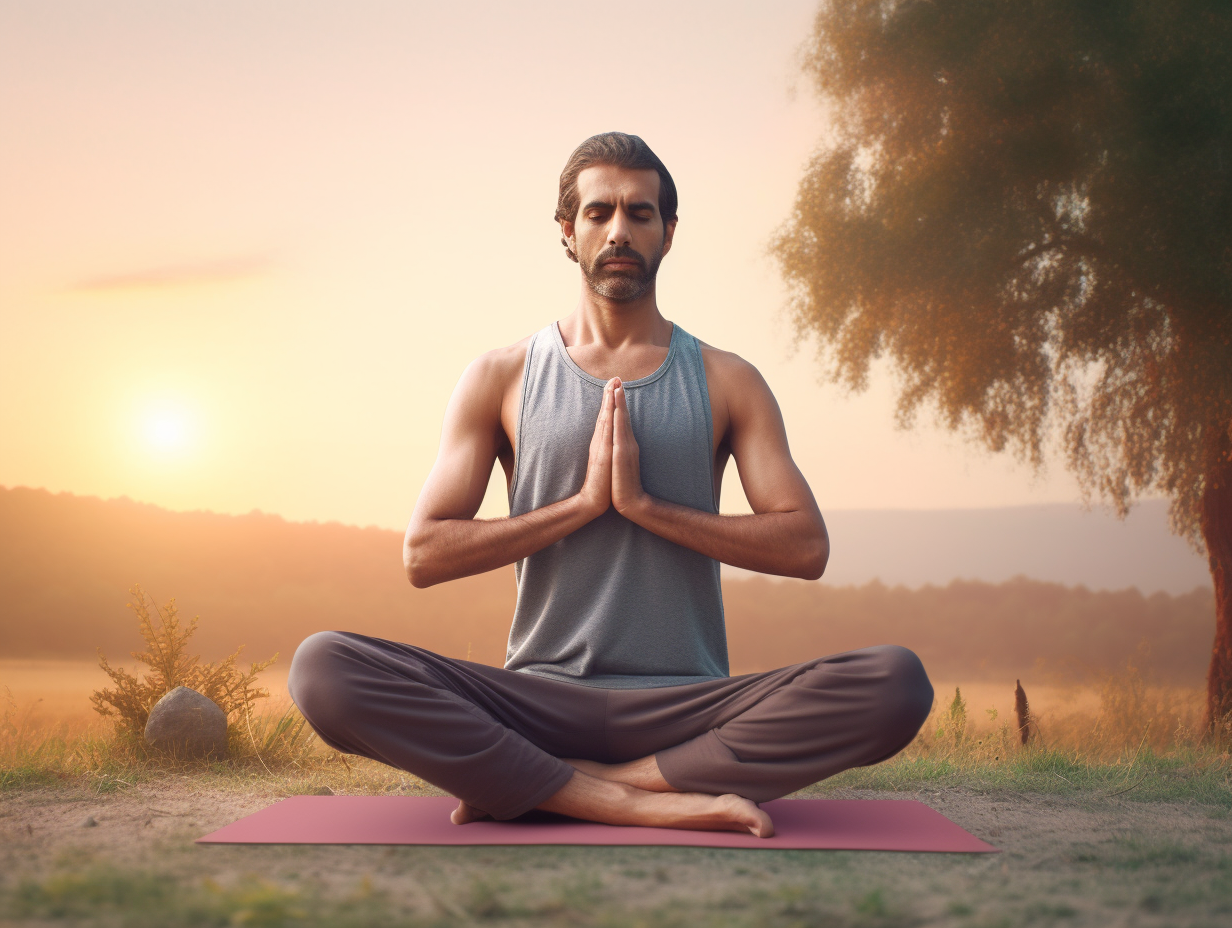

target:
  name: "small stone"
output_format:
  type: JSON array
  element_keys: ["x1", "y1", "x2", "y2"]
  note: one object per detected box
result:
[
  {"x1": 313, "y1": 786, "x2": 334, "y2": 796},
  {"x1": 144, "y1": 686, "x2": 228, "y2": 759},
  {"x1": 80, "y1": 816, "x2": 97, "y2": 828}
]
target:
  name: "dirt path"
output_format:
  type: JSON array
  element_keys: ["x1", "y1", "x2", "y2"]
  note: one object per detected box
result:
[{"x1": 2, "y1": 779, "x2": 1230, "y2": 926}]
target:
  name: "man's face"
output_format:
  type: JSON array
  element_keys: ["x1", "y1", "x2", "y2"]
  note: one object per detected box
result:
[{"x1": 563, "y1": 164, "x2": 677, "y2": 302}]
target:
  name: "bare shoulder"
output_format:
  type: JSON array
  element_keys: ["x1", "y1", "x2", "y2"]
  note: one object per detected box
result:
[
  {"x1": 697, "y1": 340, "x2": 774, "y2": 401},
  {"x1": 463, "y1": 334, "x2": 531, "y2": 384},
  {"x1": 452, "y1": 334, "x2": 532, "y2": 402}
]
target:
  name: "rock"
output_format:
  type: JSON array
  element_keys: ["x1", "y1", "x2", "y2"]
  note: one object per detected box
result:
[
  {"x1": 144, "y1": 686, "x2": 228, "y2": 759},
  {"x1": 80, "y1": 815, "x2": 97, "y2": 827}
]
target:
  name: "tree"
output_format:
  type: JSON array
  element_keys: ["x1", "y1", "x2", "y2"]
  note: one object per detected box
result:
[{"x1": 771, "y1": 0, "x2": 1232, "y2": 731}]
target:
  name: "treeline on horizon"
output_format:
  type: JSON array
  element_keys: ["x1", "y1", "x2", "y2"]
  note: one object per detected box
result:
[{"x1": 0, "y1": 486, "x2": 1213, "y2": 685}]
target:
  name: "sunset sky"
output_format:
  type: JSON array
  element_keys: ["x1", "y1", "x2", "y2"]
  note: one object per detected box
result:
[{"x1": 0, "y1": 0, "x2": 1100, "y2": 532}]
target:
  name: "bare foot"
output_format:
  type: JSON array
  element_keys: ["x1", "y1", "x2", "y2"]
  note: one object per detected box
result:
[
  {"x1": 540, "y1": 771, "x2": 775, "y2": 838},
  {"x1": 670, "y1": 792, "x2": 775, "y2": 839},
  {"x1": 450, "y1": 800, "x2": 492, "y2": 825}
]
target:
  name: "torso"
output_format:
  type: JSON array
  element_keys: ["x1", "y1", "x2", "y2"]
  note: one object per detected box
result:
[{"x1": 502, "y1": 320, "x2": 727, "y2": 685}]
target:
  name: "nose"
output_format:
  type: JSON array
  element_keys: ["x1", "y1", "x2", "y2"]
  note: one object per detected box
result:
[{"x1": 607, "y1": 207, "x2": 633, "y2": 247}]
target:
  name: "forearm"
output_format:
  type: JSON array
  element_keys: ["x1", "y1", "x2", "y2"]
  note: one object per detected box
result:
[
  {"x1": 621, "y1": 496, "x2": 828, "y2": 580},
  {"x1": 405, "y1": 494, "x2": 597, "y2": 588}
]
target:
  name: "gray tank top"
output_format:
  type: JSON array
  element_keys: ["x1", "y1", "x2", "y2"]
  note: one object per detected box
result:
[{"x1": 505, "y1": 320, "x2": 728, "y2": 688}]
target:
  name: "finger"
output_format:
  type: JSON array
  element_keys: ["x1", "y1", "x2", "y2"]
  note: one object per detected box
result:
[
  {"x1": 603, "y1": 391, "x2": 615, "y2": 449},
  {"x1": 614, "y1": 384, "x2": 633, "y2": 441},
  {"x1": 594, "y1": 381, "x2": 615, "y2": 435}
]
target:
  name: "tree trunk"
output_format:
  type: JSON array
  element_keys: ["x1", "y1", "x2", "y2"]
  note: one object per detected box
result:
[{"x1": 1203, "y1": 449, "x2": 1232, "y2": 738}]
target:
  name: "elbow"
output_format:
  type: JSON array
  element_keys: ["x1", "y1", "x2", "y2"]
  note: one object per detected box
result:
[
  {"x1": 403, "y1": 532, "x2": 439, "y2": 589},
  {"x1": 405, "y1": 563, "x2": 435, "y2": 589},
  {"x1": 797, "y1": 532, "x2": 829, "y2": 581}
]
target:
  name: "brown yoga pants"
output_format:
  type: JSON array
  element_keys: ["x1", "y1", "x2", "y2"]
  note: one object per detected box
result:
[{"x1": 288, "y1": 632, "x2": 934, "y2": 820}]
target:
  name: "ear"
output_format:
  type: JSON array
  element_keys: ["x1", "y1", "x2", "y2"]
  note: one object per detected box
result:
[
  {"x1": 559, "y1": 217, "x2": 576, "y2": 247},
  {"x1": 661, "y1": 216, "x2": 678, "y2": 257}
]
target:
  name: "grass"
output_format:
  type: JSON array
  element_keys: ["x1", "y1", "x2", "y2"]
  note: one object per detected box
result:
[
  {"x1": 0, "y1": 857, "x2": 980, "y2": 928},
  {"x1": 4, "y1": 812, "x2": 1230, "y2": 926},
  {"x1": 816, "y1": 746, "x2": 1232, "y2": 807},
  {"x1": 4, "y1": 668, "x2": 1232, "y2": 927},
  {"x1": 16, "y1": 844, "x2": 1225, "y2": 928},
  {"x1": 798, "y1": 666, "x2": 1232, "y2": 805},
  {"x1": 0, "y1": 687, "x2": 360, "y2": 795},
  {"x1": 5, "y1": 663, "x2": 1232, "y2": 803},
  {"x1": 8, "y1": 865, "x2": 418, "y2": 928},
  {"x1": 7, "y1": 599, "x2": 1232, "y2": 928},
  {"x1": 9, "y1": 717, "x2": 1226, "y2": 810}
]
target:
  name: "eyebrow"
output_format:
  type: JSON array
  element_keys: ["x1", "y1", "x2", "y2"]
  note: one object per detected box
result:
[{"x1": 581, "y1": 199, "x2": 658, "y2": 214}]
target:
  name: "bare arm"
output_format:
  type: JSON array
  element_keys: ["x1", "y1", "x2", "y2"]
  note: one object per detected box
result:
[
  {"x1": 610, "y1": 360, "x2": 828, "y2": 580},
  {"x1": 403, "y1": 357, "x2": 618, "y2": 588}
]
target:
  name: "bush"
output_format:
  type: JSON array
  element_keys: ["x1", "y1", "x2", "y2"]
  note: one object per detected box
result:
[{"x1": 90, "y1": 584, "x2": 276, "y2": 741}]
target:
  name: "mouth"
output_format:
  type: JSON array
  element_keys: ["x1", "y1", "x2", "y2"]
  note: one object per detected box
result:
[{"x1": 601, "y1": 259, "x2": 641, "y2": 270}]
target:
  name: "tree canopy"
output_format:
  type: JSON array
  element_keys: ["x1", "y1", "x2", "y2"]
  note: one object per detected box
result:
[{"x1": 772, "y1": 0, "x2": 1232, "y2": 546}]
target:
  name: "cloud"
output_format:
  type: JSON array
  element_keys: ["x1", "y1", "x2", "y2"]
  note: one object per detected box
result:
[{"x1": 70, "y1": 254, "x2": 274, "y2": 292}]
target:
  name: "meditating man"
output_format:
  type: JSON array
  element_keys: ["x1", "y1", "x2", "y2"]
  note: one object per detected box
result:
[{"x1": 288, "y1": 132, "x2": 933, "y2": 838}]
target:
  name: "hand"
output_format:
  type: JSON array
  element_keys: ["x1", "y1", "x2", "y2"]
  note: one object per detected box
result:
[
  {"x1": 578, "y1": 378, "x2": 616, "y2": 518},
  {"x1": 612, "y1": 380, "x2": 647, "y2": 516}
]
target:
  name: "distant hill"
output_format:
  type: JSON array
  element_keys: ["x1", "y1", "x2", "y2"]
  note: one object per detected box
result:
[
  {"x1": 726, "y1": 501, "x2": 1211, "y2": 595},
  {"x1": 0, "y1": 486, "x2": 1214, "y2": 684},
  {"x1": 0, "y1": 485, "x2": 515, "y2": 668}
]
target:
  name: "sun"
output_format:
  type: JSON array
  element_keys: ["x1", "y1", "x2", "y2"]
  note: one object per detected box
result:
[{"x1": 141, "y1": 404, "x2": 195, "y2": 455}]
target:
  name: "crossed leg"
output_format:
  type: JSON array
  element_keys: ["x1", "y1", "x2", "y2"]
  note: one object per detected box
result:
[{"x1": 288, "y1": 633, "x2": 932, "y2": 841}]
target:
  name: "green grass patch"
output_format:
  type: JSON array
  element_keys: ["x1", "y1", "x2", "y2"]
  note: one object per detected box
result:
[
  {"x1": 809, "y1": 746, "x2": 1232, "y2": 807},
  {"x1": 7, "y1": 865, "x2": 418, "y2": 928}
]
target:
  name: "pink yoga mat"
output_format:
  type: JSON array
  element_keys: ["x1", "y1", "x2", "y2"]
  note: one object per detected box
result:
[{"x1": 197, "y1": 796, "x2": 997, "y2": 853}]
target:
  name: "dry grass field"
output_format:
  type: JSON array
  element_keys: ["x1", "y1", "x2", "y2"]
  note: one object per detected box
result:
[{"x1": 3, "y1": 659, "x2": 1230, "y2": 927}]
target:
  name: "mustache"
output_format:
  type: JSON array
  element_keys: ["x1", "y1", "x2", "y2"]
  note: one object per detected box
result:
[{"x1": 594, "y1": 245, "x2": 646, "y2": 268}]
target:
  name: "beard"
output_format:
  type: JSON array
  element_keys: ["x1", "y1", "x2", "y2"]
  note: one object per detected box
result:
[{"x1": 579, "y1": 241, "x2": 665, "y2": 302}]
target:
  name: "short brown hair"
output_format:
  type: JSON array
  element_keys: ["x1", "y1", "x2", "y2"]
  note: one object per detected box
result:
[{"x1": 555, "y1": 132, "x2": 678, "y2": 262}]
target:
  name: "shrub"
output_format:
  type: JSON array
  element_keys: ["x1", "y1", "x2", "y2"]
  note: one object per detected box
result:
[{"x1": 90, "y1": 584, "x2": 276, "y2": 741}]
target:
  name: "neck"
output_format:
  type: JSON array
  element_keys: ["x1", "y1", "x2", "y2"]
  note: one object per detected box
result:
[{"x1": 561, "y1": 281, "x2": 671, "y2": 350}]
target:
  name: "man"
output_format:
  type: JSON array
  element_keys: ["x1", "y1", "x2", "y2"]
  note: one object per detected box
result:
[{"x1": 289, "y1": 132, "x2": 933, "y2": 838}]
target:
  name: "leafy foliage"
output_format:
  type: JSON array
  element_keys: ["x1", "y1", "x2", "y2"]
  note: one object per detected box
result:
[
  {"x1": 772, "y1": 0, "x2": 1232, "y2": 545},
  {"x1": 90, "y1": 584, "x2": 276, "y2": 740}
]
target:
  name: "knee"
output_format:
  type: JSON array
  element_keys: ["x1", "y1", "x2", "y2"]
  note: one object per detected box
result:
[
  {"x1": 864, "y1": 644, "x2": 934, "y2": 748},
  {"x1": 287, "y1": 631, "x2": 357, "y2": 732}
]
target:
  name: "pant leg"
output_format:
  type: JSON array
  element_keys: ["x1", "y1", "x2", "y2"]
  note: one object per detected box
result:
[
  {"x1": 649, "y1": 645, "x2": 933, "y2": 802},
  {"x1": 287, "y1": 631, "x2": 581, "y2": 820}
]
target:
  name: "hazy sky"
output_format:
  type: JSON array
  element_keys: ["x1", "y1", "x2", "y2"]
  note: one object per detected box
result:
[{"x1": 1, "y1": 0, "x2": 1103, "y2": 531}]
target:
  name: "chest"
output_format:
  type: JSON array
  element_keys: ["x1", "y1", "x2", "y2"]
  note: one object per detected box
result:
[
  {"x1": 508, "y1": 333, "x2": 718, "y2": 512},
  {"x1": 499, "y1": 347, "x2": 728, "y2": 461}
]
